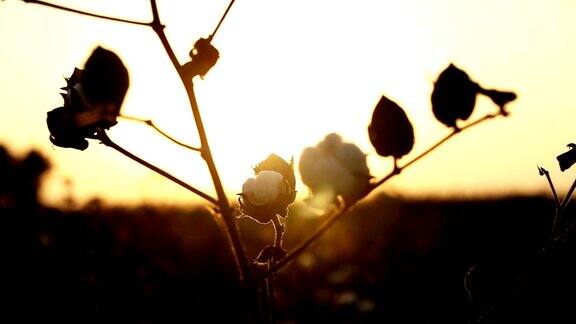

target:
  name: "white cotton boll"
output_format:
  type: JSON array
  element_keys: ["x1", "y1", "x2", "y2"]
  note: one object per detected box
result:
[
  {"x1": 242, "y1": 170, "x2": 284, "y2": 206},
  {"x1": 314, "y1": 156, "x2": 359, "y2": 198},
  {"x1": 299, "y1": 133, "x2": 371, "y2": 202},
  {"x1": 334, "y1": 142, "x2": 370, "y2": 178},
  {"x1": 299, "y1": 146, "x2": 322, "y2": 190},
  {"x1": 318, "y1": 133, "x2": 343, "y2": 152}
]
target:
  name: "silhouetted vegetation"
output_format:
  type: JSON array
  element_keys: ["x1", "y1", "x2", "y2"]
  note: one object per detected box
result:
[
  {"x1": 3, "y1": 164, "x2": 573, "y2": 323},
  {"x1": 2, "y1": 143, "x2": 575, "y2": 323}
]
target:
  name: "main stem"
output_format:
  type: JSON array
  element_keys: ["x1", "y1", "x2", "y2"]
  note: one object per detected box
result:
[
  {"x1": 148, "y1": 0, "x2": 253, "y2": 292},
  {"x1": 182, "y1": 81, "x2": 253, "y2": 285},
  {"x1": 266, "y1": 215, "x2": 284, "y2": 323}
]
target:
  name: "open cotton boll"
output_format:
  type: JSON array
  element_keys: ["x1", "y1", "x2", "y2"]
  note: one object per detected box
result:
[
  {"x1": 314, "y1": 156, "x2": 362, "y2": 198},
  {"x1": 299, "y1": 133, "x2": 371, "y2": 203},
  {"x1": 242, "y1": 170, "x2": 284, "y2": 206},
  {"x1": 333, "y1": 142, "x2": 370, "y2": 178}
]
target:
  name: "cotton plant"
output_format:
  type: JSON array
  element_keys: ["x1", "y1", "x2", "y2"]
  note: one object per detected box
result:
[
  {"x1": 536, "y1": 144, "x2": 576, "y2": 236},
  {"x1": 14, "y1": 0, "x2": 520, "y2": 322},
  {"x1": 472, "y1": 144, "x2": 576, "y2": 322},
  {"x1": 299, "y1": 133, "x2": 371, "y2": 207}
]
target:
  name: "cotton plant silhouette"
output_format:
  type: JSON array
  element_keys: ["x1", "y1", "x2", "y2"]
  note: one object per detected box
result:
[
  {"x1": 471, "y1": 145, "x2": 576, "y2": 323},
  {"x1": 16, "y1": 1, "x2": 519, "y2": 322},
  {"x1": 536, "y1": 145, "x2": 576, "y2": 236}
]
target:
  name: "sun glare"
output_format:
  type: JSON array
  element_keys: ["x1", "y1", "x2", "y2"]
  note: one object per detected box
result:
[{"x1": 2, "y1": 0, "x2": 576, "y2": 206}]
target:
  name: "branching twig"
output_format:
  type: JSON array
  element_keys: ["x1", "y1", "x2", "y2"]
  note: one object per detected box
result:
[
  {"x1": 374, "y1": 112, "x2": 499, "y2": 187},
  {"x1": 259, "y1": 110, "x2": 508, "y2": 280},
  {"x1": 148, "y1": 0, "x2": 181, "y2": 71},
  {"x1": 97, "y1": 130, "x2": 218, "y2": 206},
  {"x1": 559, "y1": 176, "x2": 576, "y2": 212},
  {"x1": 119, "y1": 115, "x2": 201, "y2": 152},
  {"x1": 258, "y1": 197, "x2": 346, "y2": 280},
  {"x1": 208, "y1": 0, "x2": 235, "y2": 41},
  {"x1": 146, "y1": 0, "x2": 255, "y2": 296},
  {"x1": 23, "y1": 0, "x2": 151, "y2": 26},
  {"x1": 538, "y1": 166, "x2": 559, "y2": 207}
]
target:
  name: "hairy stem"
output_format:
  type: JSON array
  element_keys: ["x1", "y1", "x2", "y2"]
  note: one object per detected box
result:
[
  {"x1": 98, "y1": 131, "x2": 218, "y2": 206},
  {"x1": 265, "y1": 215, "x2": 284, "y2": 323},
  {"x1": 259, "y1": 198, "x2": 346, "y2": 280}
]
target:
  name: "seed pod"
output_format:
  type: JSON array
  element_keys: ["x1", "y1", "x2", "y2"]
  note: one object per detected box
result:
[
  {"x1": 368, "y1": 96, "x2": 415, "y2": 159},
  {"x1": 431, "y1": 64, "x2": 480, "y2": 128}
]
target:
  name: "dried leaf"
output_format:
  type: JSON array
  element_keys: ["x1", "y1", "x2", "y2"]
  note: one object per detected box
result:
[
  {"x1": 557, "y1": 144, "x2": 576, "y2": 172},
  {"x1": 82, "y1": 46, "x2": 129, "y2": 110},
  {"x1": 368, "y1": 96, "x2": 415, "y2": 159},
  {"x1": 431, "y1": 64, "x2": 479, "y2": 128}
]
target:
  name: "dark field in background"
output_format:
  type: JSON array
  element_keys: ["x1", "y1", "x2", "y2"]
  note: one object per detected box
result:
[
  {"x1": 2, "y1": 146, "x2": 576, "y2": 323},
  {"x1": 4, "y1": 192, "x2": 576, "y2": 323}
]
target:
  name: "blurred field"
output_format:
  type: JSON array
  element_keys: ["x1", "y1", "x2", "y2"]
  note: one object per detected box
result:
[
  {"x1": 4, "y1": 190, "x2": 576, "y2": 323},
  {"x1": 2, "y1": 147, "x2": 576, "y2": 323}
]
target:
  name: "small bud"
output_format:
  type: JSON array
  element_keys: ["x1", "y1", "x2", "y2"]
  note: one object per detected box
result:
[
  {"x1": 182, "y1": 38, "x2": 220, "y2": 78},
  {"x1": 537, "y1": 165, "x2": 547, "y2": 176}
]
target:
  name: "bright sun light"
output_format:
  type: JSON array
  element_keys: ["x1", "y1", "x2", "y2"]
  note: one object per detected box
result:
[{"x1": 2, "y1": 0, "x2": 576, "y2": 205}]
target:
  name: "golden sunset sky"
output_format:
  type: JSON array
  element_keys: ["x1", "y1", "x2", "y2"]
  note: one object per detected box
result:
[{"x1": 1, "y1": 0, "x2": 576, "y2": 206}]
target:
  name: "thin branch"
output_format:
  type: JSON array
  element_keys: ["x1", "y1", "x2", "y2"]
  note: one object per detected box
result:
[
  {"x1": 258, "y1": 198, "x2": 347, "y2": 280},
  {"x1": 543, "y1": 170, "x2": 560, "y2": 207},
  {"x1": 560, "y1": 175, "x2": 576, "y2": 211},
  {"x1": 265, "y1": 214, "x2": 284, "y2": 322},
  {"x1": 374, "y1": 112, "x2": 499, "y2": 187},
  {"x1": 551, "y1": 175, "x2": 576, "y2": 235},
  {"x1": 149, "y1": 0, "x2": 181, "y2": 71},
  {"x1": 23, "y1": 0, "x2": 151, "y2": 26},
  {"x1": 147, "y1": 0, "x2": 254, "y2": 291},
  {"x1": 259, "y1": 110, "x2": 507, "y2": 280},
  {"x1": 119, "y1": 115, "x2": 201, "y2": 152},
  {"x1": 209, "y1": 0, "x2": 235, "y2": 41},
  {"x1": 97, "y1": 130, "x2": 218, "y2": 206}
]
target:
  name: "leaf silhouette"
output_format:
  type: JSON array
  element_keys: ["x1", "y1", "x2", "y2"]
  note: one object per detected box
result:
[
  {"x1": 431, "y1": 64, "x2": 479, "y2": 128},
  {"x1": 47, "y1": 47, "x2": 129, "y2": 150},
  {"x1": 479, "y1": 89, "x2": 517, "y2": 108},
  {"x1": 557, "y1": 143, "x2": 576, "y2": 172},
  {"x1": 368, "y1": 96, "x2": 415, "y2": 159},
  {"x1": 82, "y1": 46, "x2": 129, "y2": 108}
]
